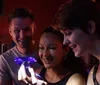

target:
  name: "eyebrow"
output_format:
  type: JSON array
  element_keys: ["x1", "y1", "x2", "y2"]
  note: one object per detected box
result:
[{"x1": 14, "y1": 26, "x2": 31, "y2": 30}]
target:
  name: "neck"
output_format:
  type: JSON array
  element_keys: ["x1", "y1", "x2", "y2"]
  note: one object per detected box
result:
[
  {"x1": 45, "y1": 66, "x2": 69, "y2": 83},
  {"x1": 16, "y1": 43, "x2": 35, "y2": 55},
  {"x1": 91, "y1": 40, "x2": 100, "y2": 61},
  {"x1": 46, "y1": 65, "x2": 68, "y2": 78}
]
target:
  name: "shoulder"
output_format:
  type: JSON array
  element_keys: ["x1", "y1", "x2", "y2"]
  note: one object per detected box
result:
[
  {"x1": 0, "y1": 46, "x2": 17, "y2": 65},
  {"x1": 0, "y1": 46, "x2": 15, "y2": 56},
  {"x1": 66, "y1": 73, "x2": 86, "y2": 85},
  {"x1": 87, "y1": 66, "x2": 95, "y2": 85},
  {"x1": 0, "y1": 46, "x2": 16, "y2": 57}
]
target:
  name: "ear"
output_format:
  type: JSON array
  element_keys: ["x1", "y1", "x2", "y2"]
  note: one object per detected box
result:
[
  {"x1": 9, "y1": 28, "x2": 12, "y2": 36},
  {"x1": 88, "y1": 20, "x2": 96, "y2": 34},
  {"x1": 32, "y1": 22, "x2": 36, "y2": 33}
]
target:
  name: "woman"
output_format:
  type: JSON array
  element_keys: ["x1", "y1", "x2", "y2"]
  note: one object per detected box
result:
[
  {"x1": 53, "y1": 0, "x2": 100, "y2": 85},
  {"x1": 18, "y1": 26, "x2": 86, "y2": 85}
]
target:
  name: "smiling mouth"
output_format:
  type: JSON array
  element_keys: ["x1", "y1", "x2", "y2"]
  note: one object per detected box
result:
[
  {"x1": 70, "y1": 44, "x2": 77, "y2": 51},
  {"x1": 43, "y1": 56, "x2": 54, "y2": 64}
]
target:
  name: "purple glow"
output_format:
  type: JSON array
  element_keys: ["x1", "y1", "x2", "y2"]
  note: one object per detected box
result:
[
  {"x1": 14, "y1": 57, "x2": 37, "y2": 66},
  {"x1": 14, "y1": 56, "x2": 42, "y2": 79}
]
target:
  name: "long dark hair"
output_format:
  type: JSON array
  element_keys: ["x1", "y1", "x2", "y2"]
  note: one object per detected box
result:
[
  {"x1": 38, "y1": 26, "x2": 88, "y2": 79},
  {"x1": 63, "y1": 48, "x2": 88, "y2": 79}
]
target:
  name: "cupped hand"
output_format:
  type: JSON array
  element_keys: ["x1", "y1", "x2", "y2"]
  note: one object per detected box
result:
[{"x1": 18, "y1": 64, "x2": 47, "y2": 85}]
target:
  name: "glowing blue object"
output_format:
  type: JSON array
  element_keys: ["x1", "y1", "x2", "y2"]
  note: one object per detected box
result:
[
  {"x1": 14, "y1": 57, "x2": 42, "y2": 79},
  {"x1": 14, "y1": 57, "x2": 37, "y2": 66}
]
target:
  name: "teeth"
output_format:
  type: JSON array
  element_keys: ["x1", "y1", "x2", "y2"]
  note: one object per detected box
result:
[
  {"x1": 43, "y1": 56, "x2": 54, "y2": 64},
  {"x1": 71, "y1": 45, "x2": 74, "y2": 49},
  {"x1": 71, "y1": 45, "x2": 76, "y2": 49},
  {"x1": 19, "y1": 40, "x2": 23, "y2": 42}
]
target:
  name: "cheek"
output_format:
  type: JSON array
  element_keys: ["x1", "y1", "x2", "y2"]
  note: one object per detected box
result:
[
  {"x1": 27, "y1": 31, "x2": 32, "y2": 36},
  {"x1": 10, "y1": 32, "x2": 17, "y2": 39},
  {"x1": 38, "y1": 51, "x2": 43, "y2": 59},
  {"x1": 71, "y1": 36, "x2": 77, "y2": 43},
  {"x1": 73, "y1": 33, "x2": 85, "y2": 44},
  {"x1": 14, "y1": 34, "x2": 19, "y2": 40},
  {"x1": 70, "y1": 33, "x2": 80, "y2": 43}
]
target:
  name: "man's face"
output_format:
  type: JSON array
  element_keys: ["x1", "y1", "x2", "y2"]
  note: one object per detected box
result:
[{"x1": 9, "y1": 17, "x2": 35, "y2": 48}]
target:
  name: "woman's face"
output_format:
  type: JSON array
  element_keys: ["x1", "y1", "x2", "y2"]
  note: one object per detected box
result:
[
  {"x1": 39, "y1": 33, "x2": 66, "y2": 69},
  {"x1": 60, "y1": 28, "x2": 90, "y2": 57}
]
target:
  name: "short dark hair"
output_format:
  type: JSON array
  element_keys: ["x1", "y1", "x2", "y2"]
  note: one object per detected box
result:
[
  {"x1": 38, "y1": 27, "x2": 88, "y2": 79},
  {"x1": 53, "y1": 0, "x2": 100, "y2": 34},
  {"x1": 8, "y1": 8, "x2": 34, "y2": 24},
  {"x1": 41, "y1": 26, "x2": 64, "y2": 43}
]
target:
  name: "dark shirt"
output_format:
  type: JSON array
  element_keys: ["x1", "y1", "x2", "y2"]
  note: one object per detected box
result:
[
  {"x1": 40, "y1": 68, "x2": 75, "y2": 85},
  {"x1": 93, "y1": 63, "x2": 99, "y2": 85}
]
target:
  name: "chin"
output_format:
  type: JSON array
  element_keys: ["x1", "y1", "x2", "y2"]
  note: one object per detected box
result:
[
  {"x1": 44, "y1": 64, "x2": 52, "y2": 69},
  {"x1": 75, "y1": 55, "x2": 81, "y2": 57},
  {"x1": 75, "y1": 52, "x2": 81, "y2": 57},
  {"x1": 45, "y1": 66, "x2": 51, "y2": 69}
]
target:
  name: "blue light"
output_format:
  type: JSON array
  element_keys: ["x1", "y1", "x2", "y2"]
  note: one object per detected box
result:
[{"x1": 14, "y1": 56, "x2": 42, "y2": 79}]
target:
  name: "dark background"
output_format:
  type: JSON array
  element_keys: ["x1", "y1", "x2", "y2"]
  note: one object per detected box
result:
[
  {"x1": 0, "y1": 0, "x2": 3, "y2": 16},
  {"x1": 0, "y1": 0, "x2": 67, "y2": 43}
]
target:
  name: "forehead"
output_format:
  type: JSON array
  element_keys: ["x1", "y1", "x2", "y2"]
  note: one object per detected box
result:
[
  {"x1": 60, "y1": 28, "x2": 85, "y2": 37},
  {"x1": 60, "y1": 28, "x2": 72, "y2": 33},
  {"x1": 9, "y1": 17, "x2": 33, "y2": 28},
  {"x1": 40, "y1": 33, "x2": 62, "y2": 44}
]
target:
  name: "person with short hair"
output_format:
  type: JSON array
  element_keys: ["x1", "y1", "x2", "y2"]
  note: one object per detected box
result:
[
  {"x1": 53, "y1": 0, "x2": 100, "y2": 85},
  {"x1": 0, "y1": 8, "x2": 41, "y2": 85}
]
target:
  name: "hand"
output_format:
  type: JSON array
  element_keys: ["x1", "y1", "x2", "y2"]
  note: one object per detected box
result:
[{"x1": 18, "y1": 64, "x2": 47, "y2": 85}]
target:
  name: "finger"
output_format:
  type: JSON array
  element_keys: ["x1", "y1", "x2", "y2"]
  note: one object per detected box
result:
[
  {"x1": 35, "y1": 73, "x2": 42, "y2": 79},
  {"x1": 28, "y1": 67, "x2": 37, "y2": 84},
  {"x1": 21, "y1": 64, "x2": 27, "y2": 79},
  {"x1": 19, "y1": 79, "x2": 29, "y2": 85},
  {"x1": 18, "y1": 66, "x2": 22, "y2": 80},
  {"x1": 21, "y1": 64, "x2": 29, "y2": 84},
  {"x1": 23, "y1": 79, "x2": 28, "y2": 84},
  {"x1": 18, "y1": 64, "x2": 29, "y2": 84}
]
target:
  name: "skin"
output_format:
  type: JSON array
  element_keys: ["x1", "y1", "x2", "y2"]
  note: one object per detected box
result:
[
  {"x1": 58, "y1": 21, "x2": 100, "y2": 85},
  {"x1": 60, "y1": 28, "x2": 93, "y2": 57},
  {"x1": 18, "y1": 31, "x2": 86, "y2": 85},
  {"x1": 87, "y1": 65, "x2": 100, "y2": 85},
  {"x1": 66, "y1": 73, "x2": 86, "y2": 85},
  {"x1": 38, "y1": 32, "x2": 86, "y2": 85},
  {"x1": 39, "y1": 33, "x2": 65, "y2": 69},
  {"x1": 9, "y1": 17, "x2": 36, "y2": 54}
]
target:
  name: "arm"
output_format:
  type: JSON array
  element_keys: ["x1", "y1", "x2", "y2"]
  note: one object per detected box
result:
[
  {"x1": 87, "y1": 67, "x2": 94, "y2": 85},
  {"x1": 0, "y1": 55, "x2": 13, "y2": 85},
  {"x1": 66, "y1": 73, "x2": 86, "y2": 85}
]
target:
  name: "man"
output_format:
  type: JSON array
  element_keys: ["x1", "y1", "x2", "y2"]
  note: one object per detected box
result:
[{"x1": 0, "y1": 8, "x2": 41, "y2": 85}]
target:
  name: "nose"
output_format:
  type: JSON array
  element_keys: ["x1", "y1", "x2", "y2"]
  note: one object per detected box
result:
[
  {"x1": 63, "y1": 37, "x2": 70, "y2": 45},
  {"x1": 20, "y1": 30, "x2": 25, "y2": 38},
  {"x1": 43, "y1": 48, "x2": 50, "y2": 57}
]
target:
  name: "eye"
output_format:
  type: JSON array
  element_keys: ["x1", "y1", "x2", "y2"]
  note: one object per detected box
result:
[
  {"x1": 14, "y1": 29, "x2": 20, "y2": 34},
  {"x1": 48, "y1": 46, "x2": 56, "y2": 50},
  {"x1": 24, "y1": 27, "x2": 31, "y2": 32},
  {"x1": 39, "y1": 46, "x2": 44, "y2": 50},
  {"x1": 65, "y1": 31, "x2": 72, "y2": 35}
]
